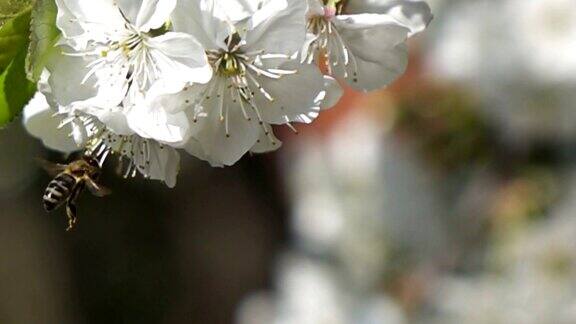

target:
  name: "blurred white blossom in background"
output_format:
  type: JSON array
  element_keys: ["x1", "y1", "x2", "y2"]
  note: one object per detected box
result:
[
  {"x1": 426, "y1": 177, "x2": 576, "y2": 324},
  {"x1": 427, "y1": 0, "x2": 576, "y2": 142},
  {"x1": 237, "y1": 107, "x2": 391, "y2": 323}
]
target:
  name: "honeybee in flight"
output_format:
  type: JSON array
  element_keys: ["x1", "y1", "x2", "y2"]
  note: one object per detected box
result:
[{"x1": 40, "y1": 155, "x2": 111, "y2": 231}]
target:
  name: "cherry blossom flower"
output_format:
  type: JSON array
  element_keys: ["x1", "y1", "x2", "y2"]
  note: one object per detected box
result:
[
  {"x1": 304, "y1": 0, "x2": 432, "y2": 91},
  {"x1": 23, "y1": 69, "x2": 181, "y2": 187},
  {"x1": 19, "y1": 0, "x2": 432, "y2": 187},
  {"x1": 165, "y1": 0, "x2": 329, "y2": 166},
  {"x1": 52, "y1": 0, "x2": 212, "y2": 143}
]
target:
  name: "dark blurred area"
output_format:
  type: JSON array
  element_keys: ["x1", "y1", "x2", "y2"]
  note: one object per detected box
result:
[{"x1": 0, "y1": 124, "x2": 289, "y2": 324}]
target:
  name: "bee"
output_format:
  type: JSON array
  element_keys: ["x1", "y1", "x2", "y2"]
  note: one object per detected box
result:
[{"x1": 39, "y1": 155, "x2": 111, "y2": 231}]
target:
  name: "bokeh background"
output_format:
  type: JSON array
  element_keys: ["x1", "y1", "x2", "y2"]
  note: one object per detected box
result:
[{"x1": 2, "y1": 0, "x2": 576, "y2": 323}]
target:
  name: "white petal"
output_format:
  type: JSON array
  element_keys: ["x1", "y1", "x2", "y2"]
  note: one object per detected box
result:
[
  {"x1": 131, "y1": 138, "x2": 181, "y2": 188},
  {"x1": 245, "y1": 0, "x2": 308, "y2": 55},
  {"x1": 90, "y1": 52, "x2": 131, "y2": 107},
  {"x1": 250, "y1": 128, "x2": 282, "y2": 154},
  {"x1": 46, "y1": 51, "x2": 99, "y2": 106},
  {"x1": 252, "y1": 60, "x2": 324, "y2": 124},
  {"x1": 332, "y1": 14, "x2": 410, "y2": 91},
  {"x1": 51, "y1": 48, "x2": 129, "y2": 110},
  {"x1": 55, "y1": 0, "x2": 124, "y2": 49},
  {"x1": 345, "y1": 0, "x2": 433, "y2": 36},
  {"x1": 171, "y1": 0, "x2": 233, "y2": 50},
  {"x1": 183, "y1": 137, "x2": 216, "y2": 165},
  {"x1": 36, "y1": 69, "x2": 57, "y2": 106},
  {"x1": 94, "y1": 109, "x2": 132, "y2": 136},
  {"x1": 55, "y1": 105, "x2": 90, "y2": 146},
  {"x1": 214, "y1": 0, "x2": 259, "y2": 22},
  {"x1": 23, "y1": 92, "x2": 80, "y2": 153},
  {"x1": 115, "y1": 0, "x2": 142, "y2": 24},
  {"x1": 127, "y1": 106, "x2": 191, "y2": 145},
  {"x1": 148, "y1": 32, "x2": 213, "y2": 84},
  {"x1": 186, "y1": 81, "x2": 260, "y2": 166},
  {"x1": 147, "y1": 80, "x2": 206, "y2": 114},
  {"x1": 300, "y1": 32, "x2": 319, "y2": 63},
  {"x1": 134, "y1": 0, "x2": 176, "y2": 31},
  {"x1": 88, "y1": 117, "x2": 181, "y2": 187},
  {"x1": 306, "y1": 0, "x2": 325, "y2": 17}
]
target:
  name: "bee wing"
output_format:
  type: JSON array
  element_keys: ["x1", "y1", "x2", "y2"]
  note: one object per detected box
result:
[
  {"x1": 36, "y1": 158, "x2": 67, "y2": 177},
  {"x1": 86, "y1": 179, "x2": 112, "y2": 197}
]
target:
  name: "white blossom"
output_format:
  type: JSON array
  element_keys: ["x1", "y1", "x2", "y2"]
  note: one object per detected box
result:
[
  {"x1": 21, "y1": 0, "x2": 432, "y2": 186},
  {"x1": 304, "y1": 0, "x2": 431, "y2": 91},
  {"x1": 23, "y1": 71, "x2": 181, "y2": 188},
  {"x1": 165, "y1": 0, "x2": 328, "y2": 166},
  {"x1": 52, "y1": 0, "x2": 211, "y2": 144},
  {"x1": 23, "y1": 92, "x2": 79, "y2": 154},
  {"x1": 345, "y1": 0, "x2": 433, "y2": 36},
  {"x1": 508, "y1": 0, "x2": 576, "y2": 83}
]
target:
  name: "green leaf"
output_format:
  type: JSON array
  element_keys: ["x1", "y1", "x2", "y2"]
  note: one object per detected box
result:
[
  {"x1": 26, "y1": 0, "x2": 61, "y2": 81},
  {"x1": 0, "y1": 47, "x2": 37, "y2": 127},
  {"x1": 0, "y1": 0, "x2": 33, "y2": 26},
  {"x1": 0, "y1": 4, "x2": 36, "y2": 128},
  {"x1": 0, "y1": 6, "x2": 32, "y2": 73}
]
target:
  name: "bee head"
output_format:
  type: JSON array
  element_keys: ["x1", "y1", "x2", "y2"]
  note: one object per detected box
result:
[{"x1": 80, "y1": 155, "x2": 103, "y2": 178}]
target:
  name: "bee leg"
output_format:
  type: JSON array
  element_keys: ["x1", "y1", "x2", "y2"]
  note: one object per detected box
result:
[{"x1": 65, "y1": 201, "x2": 78, "y2": 232}]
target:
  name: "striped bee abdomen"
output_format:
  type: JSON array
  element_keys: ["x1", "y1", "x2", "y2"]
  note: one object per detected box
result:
[{"x1": 43, "y1": 173, "x2": 76, "y2": 211}]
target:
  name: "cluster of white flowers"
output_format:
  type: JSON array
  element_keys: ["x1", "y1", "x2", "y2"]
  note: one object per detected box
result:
[{"x1": 23, "y1": 0, "x2": 432, "y2": 187}]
